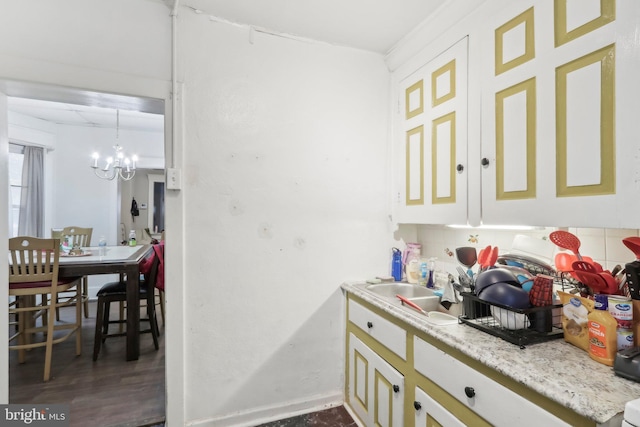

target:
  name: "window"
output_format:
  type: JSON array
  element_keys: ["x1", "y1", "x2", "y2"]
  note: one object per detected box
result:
[{"x1": 8, "y1": 143, "x2": 25, "y2": 237}]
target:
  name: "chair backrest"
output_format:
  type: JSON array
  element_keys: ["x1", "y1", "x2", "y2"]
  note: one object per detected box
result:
[
  {"x1": 60, "y1": 226, "x2": 93, "y2": 247},
  {"x1": 9, "y1": 236, "x2": 60, "y2": 284},
  {"x1": 142, "y1": 250, "x2": 161, "y2": 296}
]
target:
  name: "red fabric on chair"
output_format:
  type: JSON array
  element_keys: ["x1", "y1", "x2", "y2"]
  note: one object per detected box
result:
[
  {"x1": 138, "y1": 242, "x2": 164, "y2": 291},
  {"x1": 153, "y1": 243, "x2": 165, "y2": 291}
]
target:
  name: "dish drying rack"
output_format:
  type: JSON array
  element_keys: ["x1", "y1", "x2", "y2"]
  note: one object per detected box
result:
[
  {"x1": 458, "y1": 269, "x2": 574, "y2": 348},
  {"x1": 459, "y1": 292, "x2": 564, "y2": 348}
]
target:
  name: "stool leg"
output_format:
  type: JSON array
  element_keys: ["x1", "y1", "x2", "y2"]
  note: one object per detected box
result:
[
  {"x1": 93, "y1": 297, "x2": 105, "y2": 361},
  {"x1": 82, "y1": 277, "x2": 90, "y2": 318},
  {"x1": 102, "y1": 301, "x2": 111, "y2": 341},
  {"x1": 146, "y1": 294, "x2": 159, "y2": 350}
]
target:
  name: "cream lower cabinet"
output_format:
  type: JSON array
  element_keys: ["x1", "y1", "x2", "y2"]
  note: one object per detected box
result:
[
  {"x1": 348, "y1": 334, "x2": 404, "y2": 427},
  {"x1": 346, "y1": 294, "x2": 597, "y2": 427},
  {"x1": 414, "y1": 336, "x2": 570, "y2": 427},
  {"x1": 414, "y1": 387, "x2": 465, "y2": 427}
]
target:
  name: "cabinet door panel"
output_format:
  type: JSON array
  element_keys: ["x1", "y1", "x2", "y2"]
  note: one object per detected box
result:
[
  {"x1": 414, "y1": 387, "x2": 465, "y2": 427},
  {"x1": 348, "y1": 334, "x2": 404, "y2": 427},
  {"x1": 479, "y1": 1, "x2": 636, "y2": 228},
  {"x1": 393, "y1": 37, "x2": 468, "y2": 225}
]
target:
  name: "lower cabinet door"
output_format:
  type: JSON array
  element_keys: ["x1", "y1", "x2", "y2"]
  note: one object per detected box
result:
[
  {"x1": 414, "y1": 387, "x2": 465, "y2": 427},
  {"x1": 348, "y1": 333, "x2": 404, "y2": 427}
]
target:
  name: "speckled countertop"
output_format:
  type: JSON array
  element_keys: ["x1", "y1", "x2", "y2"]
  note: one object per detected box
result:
[{"x1": 342, "y1": 281, "x2": 640, "y2": 425}]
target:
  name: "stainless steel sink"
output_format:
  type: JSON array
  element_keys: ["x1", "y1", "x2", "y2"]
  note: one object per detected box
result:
[
  {"x1": 364, "y1": 283, "x2": 441, "y2": 313},
  {"x1": 365, "y1": 283, "x2": 437, "y2": 298},
  {"x1": 360, "y1": 282, "x2": 456, "y2": 324}
]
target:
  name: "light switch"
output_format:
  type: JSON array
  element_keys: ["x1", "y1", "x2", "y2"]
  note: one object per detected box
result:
[{"x1": 167, "y1": 168, "x2": 182, "y2": 190}]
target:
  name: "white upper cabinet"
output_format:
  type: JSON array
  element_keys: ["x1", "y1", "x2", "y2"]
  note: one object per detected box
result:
[
  {"x1": 392, "y1": 37, "x2": 469, "y2": 225},
  {"x1": 479, "y1": 0, "x2": 635, "y2": 228},
  {"x1": 390, "y1": 0, "x2": 640, "y2": 229}
]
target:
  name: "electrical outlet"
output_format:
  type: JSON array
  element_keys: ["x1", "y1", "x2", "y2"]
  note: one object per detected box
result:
[{"x1": 167, "y1": 168, "x2": 182, "y2": 190}]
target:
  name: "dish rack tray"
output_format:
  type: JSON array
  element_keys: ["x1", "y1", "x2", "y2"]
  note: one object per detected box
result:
[{"x1": 459, "y1": 292, "x2": 564, "y2": 348}]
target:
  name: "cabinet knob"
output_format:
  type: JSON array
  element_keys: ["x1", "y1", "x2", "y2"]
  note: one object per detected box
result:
[
  {"x1": 464, "y1": 386, "x2": 476, "y2": 398},
  {"x1": 393, "y1": 384, "x2": 400, "y2": 393},
  {"x1": 414, "y1": 401, "x2": 422, "y2": 410},
  {"x1": 367, "y1": 321, "x2": 373, "y2": 329},
  {"x1": 481, "y1": 158, "x2": 490, "y2": 167},
  {"x1": 456, "y1": 164, "x2": 464, "y2": 172}
]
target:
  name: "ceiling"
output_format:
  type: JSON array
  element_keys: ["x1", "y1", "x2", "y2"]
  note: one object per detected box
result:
[
  {"x1": 8, "y1": 97, "x2": 164, "y2": 133},
  {"x1": 8, "y1": 0, "x2": 449, "y2": 132},
  {"x1": 176, "y1": 0, "x2": 449, "y2": 54}
]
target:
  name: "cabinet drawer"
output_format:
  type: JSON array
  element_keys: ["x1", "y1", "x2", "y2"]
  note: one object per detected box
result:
[
  {"x1": 348, "y1": 299, "x2": 406, "y2": 360},
  {"x1": 414, "y1": 337, "x2": 569, "y2": 426}
]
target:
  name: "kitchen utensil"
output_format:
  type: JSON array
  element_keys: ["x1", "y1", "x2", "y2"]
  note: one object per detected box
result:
[
  {"x1": 529, "y1": 274, "x2": 554, "y2": 306},
  {"x1": 474, "y1": 268, "x2": 520, "y2": 295},
  {"x1": 456, "y1": 266, "x2": 474, "y2": 291},
  {"x1": 456, "y1": 247, "x2": 478, "y2": 278},
  {"x1": 477, "y1": 247, "x2": 487, "y2": 269},
  {"x1": 554, "y1": 252, "x2": 595, "y2": 273},
  {"x1": 623, "y1": 237, "x2": 640, "y2": 259},
  {"x1": 572, "y1": 260, "x2": 609, "y2": 293},
  {"x1": 396, "y1": 294, "x2": 427, "y2": 315},
  {"x1": 554, "y1": 252, "x2": 574, "y2": 273},
  {"x1": 600, "y1": 271, "x2": 619, "y2": 295},
  {"x1": 626, "y1": 261, "x2": 640, "y2": 300},
  {"x1": 478, "y1": 282, "x2": 531, "y2": 309},
  {"x1": 488, "y1": 246, "x2": 499, "y2": 268},
  {"x1": 477, "y1": 245, "x2": 491, "y2": 271},
  {"x1": 549, "y1": 230, "x2": 583, "y2": 260}
]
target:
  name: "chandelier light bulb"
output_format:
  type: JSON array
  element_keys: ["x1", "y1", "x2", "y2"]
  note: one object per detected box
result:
[{"x1": 89, "y1": 109, "x2": 137, "y2": 181}]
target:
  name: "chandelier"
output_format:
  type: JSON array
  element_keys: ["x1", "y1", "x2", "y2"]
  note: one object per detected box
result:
[{"x1": 90, "y1": 109, "x2": 138, "y2": 181}]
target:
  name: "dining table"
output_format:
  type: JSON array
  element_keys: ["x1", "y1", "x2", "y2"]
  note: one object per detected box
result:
[{"x1": 57, "y1": 244, "x2": 153, "y2": 361}]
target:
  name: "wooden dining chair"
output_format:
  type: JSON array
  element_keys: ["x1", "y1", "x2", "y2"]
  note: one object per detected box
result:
[
  {"x1": 93, "y1": 245, "x2": 161, "y2": 360},
  {"x1": 9, "y1": 236, "x2": 83, "y2": 382},
  {"x1": 57, "y1": 226, "x2": 93, "y2": 318}
]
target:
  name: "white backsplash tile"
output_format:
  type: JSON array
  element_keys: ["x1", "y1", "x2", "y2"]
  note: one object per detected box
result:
[
  {"x1": 606, "y1": 228, "x2": 639, "y2": 238},
  {"x1": 413, "y1": 225, "x2": 640, "y2": 277},
  {"x1": 578, "y1": 235, "x2": 606, "y2": 260}
]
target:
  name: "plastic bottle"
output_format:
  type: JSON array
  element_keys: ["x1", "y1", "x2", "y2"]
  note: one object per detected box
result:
[
  {"x1": 404, "y1": 244, "x2": 422, "y2": 284},
  {"x1": 391, "y1": 248, "x2": 402, "y2": 282},
  {"x1": 128, "y1": 230, "x2": 137, "y2": 247},
  {"x1": 588, "y1": 303, "x2": 618, "y2": 366},
  {"x1": 418, "y1": 261, "x2": 428, "y2": 286},
  {"x1": 426, "y1": 257, "x2": 437, "y2": 288},
  {"x1": 98, "y1": 236, "x2": 107, "y2": 256}
]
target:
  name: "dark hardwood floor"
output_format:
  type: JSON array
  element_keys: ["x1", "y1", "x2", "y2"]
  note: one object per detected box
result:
[{"x1": 9, "y1": 301, "x2": 165, "y2": 427}]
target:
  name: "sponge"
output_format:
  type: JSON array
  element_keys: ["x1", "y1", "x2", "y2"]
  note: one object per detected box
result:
[{"x1": 366, "y1": 278, "x2": 382, "y2": 284}]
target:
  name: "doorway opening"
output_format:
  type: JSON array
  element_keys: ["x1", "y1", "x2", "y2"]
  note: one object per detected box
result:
[{"x1": 3, "y1": 83, "x2": 167, "y2": 426}]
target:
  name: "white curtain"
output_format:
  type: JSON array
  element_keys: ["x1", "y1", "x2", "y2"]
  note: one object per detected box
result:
[{"x1": 17, "y1": 146, "x2": 44, "y2": 237}]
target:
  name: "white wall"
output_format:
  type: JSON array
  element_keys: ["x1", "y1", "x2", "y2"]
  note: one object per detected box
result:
[
  {"x1": 178, "y1": 10, "x2": 393, "y2": 425},
  {"x1": 0, "y1": 1, "x2": 398, "y2": 425}
]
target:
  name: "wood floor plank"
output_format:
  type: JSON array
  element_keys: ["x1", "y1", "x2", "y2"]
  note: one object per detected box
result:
[{"x1": 9, "y1": 301, "x2": 165, "y2": 427}]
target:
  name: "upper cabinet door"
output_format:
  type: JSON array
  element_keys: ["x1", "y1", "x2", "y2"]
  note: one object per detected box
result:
[
  {"x1": 392, "y1": 37, "x2": 469, "y2": 225},
  {"x1": 479, "y1": 0, "x2": 639, "y2": 228}
]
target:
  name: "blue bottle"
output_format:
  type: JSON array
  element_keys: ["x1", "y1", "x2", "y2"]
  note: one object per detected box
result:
[{"x1": 391, "y1": 248, "x2": 402, "y2": 282}]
